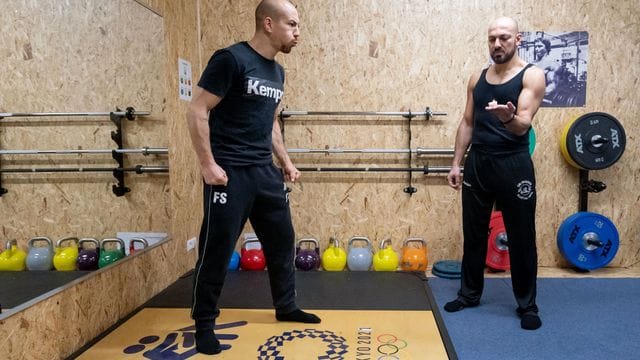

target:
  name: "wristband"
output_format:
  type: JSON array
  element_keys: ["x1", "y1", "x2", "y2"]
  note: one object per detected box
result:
[{"x1": 503, "y1": 112, "x2": 515, "y2": 125}]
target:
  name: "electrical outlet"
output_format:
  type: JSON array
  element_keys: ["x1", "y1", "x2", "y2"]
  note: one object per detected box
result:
[{"x1": 186, "y1": 237, "x2": 196, "y2": 252}]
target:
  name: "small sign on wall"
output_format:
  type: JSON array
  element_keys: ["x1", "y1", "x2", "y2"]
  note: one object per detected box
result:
[{"x1": 178, "y1": 58, "x2": 192, "y2": 101}]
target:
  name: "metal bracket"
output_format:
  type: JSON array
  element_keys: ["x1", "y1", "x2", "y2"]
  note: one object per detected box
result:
[
  {"x1": 578, "y1": 169, "x2": 606, "y2": 212},
  {"x1": 403, "y1": 110, "x2": 417, "y2": 196},
  {"x1": 0, "y1": 128, "x2": 6, "y2": 196},
  {"x1": 110, "y1": 108, "x2": 132, "y2": 196}
]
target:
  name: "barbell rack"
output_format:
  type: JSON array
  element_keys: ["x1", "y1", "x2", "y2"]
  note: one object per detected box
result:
[
  {"x1": 0, "y1": 107, "x2": 154, "y2": 196},
  {"x1": 0, "y1": 147, "x2": 168, "y2": 156}
]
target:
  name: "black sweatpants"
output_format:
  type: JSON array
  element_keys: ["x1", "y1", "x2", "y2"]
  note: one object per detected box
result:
[
  {"x1": 190, "y1": 163, "x2": 297, "y2": 330},
  {"x1": 458, "y1": 148, "x2": 538, "y2": 313}
]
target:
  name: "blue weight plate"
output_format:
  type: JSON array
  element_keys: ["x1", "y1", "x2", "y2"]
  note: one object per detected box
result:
[
  {"x1": 433, "y1": 260, "x2": 462, "y2": 275},
  {"x1": 432, "y1": 267, "x2": 461, "y2": 279},
  {"x1": 557, "y1": 212, "x2": 619, "y2": 270}
]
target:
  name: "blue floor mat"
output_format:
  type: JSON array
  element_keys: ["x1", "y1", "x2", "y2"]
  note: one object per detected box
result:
[{"x1": 428, "y1": 277, "x2": 640, "y2": 360}]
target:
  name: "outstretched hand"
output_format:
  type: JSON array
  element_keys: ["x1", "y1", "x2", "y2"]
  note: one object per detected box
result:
[{"x1": 486, "y1": 100, "x2": 516, "y2": 123}]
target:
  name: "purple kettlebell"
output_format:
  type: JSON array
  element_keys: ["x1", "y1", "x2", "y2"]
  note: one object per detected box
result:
[
  {"x1": 77, "y1": 238, "x2": 100, "y2": 271},
  {"x1": 295, "y1": 238, "x2": 320, "y2": 271}
]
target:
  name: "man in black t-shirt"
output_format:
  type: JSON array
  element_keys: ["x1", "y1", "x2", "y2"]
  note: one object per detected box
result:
[
  {"x1": 446, "y1": 17, "x2": 546, "y2": 330},
  {"x1": 186, "y1": 0, "x2": 320, "y2": 354}
]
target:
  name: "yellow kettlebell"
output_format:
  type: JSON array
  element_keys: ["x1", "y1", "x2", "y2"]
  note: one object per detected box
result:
[
  {"x1": 0, "y1": 239, "x2": 27, "y2": 271},
  {"x1": 321, "y1": 237, "x2": 347, "y2": 271},
  {"x1": 53, "y1": 236, "x2": 79, "y2": 271},
  {"x1": 400, "y1": 237, "x2": 428, "y2": 272},
  {"x1": 373, "y1": 238, "x2": 399, "y2": 271}
]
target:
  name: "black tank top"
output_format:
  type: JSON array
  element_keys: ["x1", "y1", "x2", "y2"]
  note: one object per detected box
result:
[{"x1": 471, "y1": 63, "x2": 533, "y2": 154}]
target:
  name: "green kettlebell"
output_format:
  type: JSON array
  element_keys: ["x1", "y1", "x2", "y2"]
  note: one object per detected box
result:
[{"x1": 98, "y1": 238, "x2": 126, "y2": 268}]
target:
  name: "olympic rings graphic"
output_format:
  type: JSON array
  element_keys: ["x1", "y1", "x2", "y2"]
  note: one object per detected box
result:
[
  {"x1": 377, "y1": 356, "x2": 400, "y2": 360},
  {"x1": 376, "y1": 333, "x2": 408, "y2": 359}
]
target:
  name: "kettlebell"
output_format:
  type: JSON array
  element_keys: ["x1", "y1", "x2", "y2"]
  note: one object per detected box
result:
[
  {"x1": 240, "y1": 237, "x2": 266, "y2": 271},
  {"x1": 347, "y1": 236, "x2": 373, "y2": 271},
  {"x1": 400, "y1": 237, "x2": 428, "y2": 272},
  {"x1": 295, "y1": 238, "x2": 320, "y2": 271},
  {"x1": 53, "y1": 236, "x2": 79, "y2": 271},
  {"x1": 26, "y1": 237, "x2": 54, "y2": 271},
  {"x1": 129, "y1": 237, "x2": 149, "y2": 255},
  {"x1": 77, "y1": 238, "x2": 100, "y2": 271},
  {"x1": 98, "y1": 238, "x2": 126, "y2": 268},
  {"x1": 0, "y1": 239, "x2": 27, "y2": 271},
  {"x1": 321, "y1": 237, "x2": 347, "y2": 271},
  {"x1": 373, "y1": 238, "x2": 399, "y2": 271},
  {"x1": 228, "y1": 251, "x2": 241, "y2": 270}
]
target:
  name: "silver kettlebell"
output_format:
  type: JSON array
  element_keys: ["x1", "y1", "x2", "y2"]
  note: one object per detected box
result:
[
  {"x1": 347, "y1": 236, "x2": 373, "y2": 271},
  {"x1": 26, "y1": 237, "x2": 54, "y2": 271}
]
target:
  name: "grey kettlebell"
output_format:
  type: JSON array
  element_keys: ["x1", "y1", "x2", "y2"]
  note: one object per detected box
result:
[
  {"x1": 347, "y1": 236, "x2": 373, "y2": 271},
  {"x1": 26, "y1": 237, "x2": 54, "y2": 271}
]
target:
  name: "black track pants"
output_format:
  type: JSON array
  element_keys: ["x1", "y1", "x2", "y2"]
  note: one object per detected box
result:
[
  {"x1": 458, "y1": 149, "x2": 539, "y2": 313},
  {"x1": 190, "y1": 164, "x2": 297, "y2": 329}
]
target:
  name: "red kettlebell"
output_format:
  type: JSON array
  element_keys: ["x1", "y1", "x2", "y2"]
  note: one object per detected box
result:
[{"x1": 240, "y1": 237, "x2": 266, "y2": 271}]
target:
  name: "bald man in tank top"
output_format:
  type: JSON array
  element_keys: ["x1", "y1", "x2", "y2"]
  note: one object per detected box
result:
[{"x1": 446, "y1": 17, "x2": 546, "y2": 330}]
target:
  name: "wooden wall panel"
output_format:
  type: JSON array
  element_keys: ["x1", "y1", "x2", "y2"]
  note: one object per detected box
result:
[
  {"x1": 0, "y1": 0, "x2": 169, "y2": 242},
  {"x1": 197, "y1": 0, "x2": 639, "y2": 268}
]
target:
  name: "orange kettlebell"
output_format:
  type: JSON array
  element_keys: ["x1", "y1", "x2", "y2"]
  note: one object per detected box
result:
[{"x1": 400, "y1": 237, "x2": 428, "y2": 272}]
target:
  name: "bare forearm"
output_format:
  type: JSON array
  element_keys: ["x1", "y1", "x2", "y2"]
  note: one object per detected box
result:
[
  {"x1": 272, "y1": 121, "x2": 292, "y2": 168},
  {"x1": 452, "y1": 121, "x2": 472, "y2": 166},
  {"x1": 187, "y1": 107, "x2": 216, "y2": 168},
  {"x1": 502, "y1": 113, "x2": 532, "y2": 136}
]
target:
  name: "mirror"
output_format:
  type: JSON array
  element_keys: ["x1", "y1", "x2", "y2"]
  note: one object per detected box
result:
[{"x1": 0, "y1": 0, "x2": 168, "y2": 319}]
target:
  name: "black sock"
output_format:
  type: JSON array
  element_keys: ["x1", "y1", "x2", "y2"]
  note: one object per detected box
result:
[
  {"x1": 520, "y1": 312, "x2": 542, "y2": 330},
  {"x1": 444, "y1": 299, "x2": 478, "y2": 313},
  {"x1": 195, "y1": 330, "x2": 222, "y2": 355},
  {"x1": 276, "y1": 309, "x2": 321, "y2": 323}
]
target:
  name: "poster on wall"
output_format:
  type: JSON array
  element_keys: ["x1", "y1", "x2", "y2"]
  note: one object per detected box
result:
[
  {"x1": 519, "y1": 31, "x2": 589, "y2": 107},
  {"x1": 178, "y1": 58, "x2": 193, "y2": 101}
]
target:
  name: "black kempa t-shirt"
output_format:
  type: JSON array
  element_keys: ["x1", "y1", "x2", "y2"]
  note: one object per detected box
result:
[
  {"x1": 471, "y1": 64, "x2": 533, "y2": 154},
  {"x1": 198, "y1": 42, "x2": 285, "y2": 166}
]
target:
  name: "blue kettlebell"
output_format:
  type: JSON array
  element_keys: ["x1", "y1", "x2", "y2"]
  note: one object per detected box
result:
[
  {"x1": 347, "y1": 236, "x2": 373, "y2": 271},
  {"x1": 26, "y1": 237, "x2": 54, "y2": 271},
  {"x1": 228, "y1": 251, "x2": 240, "y2": 270}
]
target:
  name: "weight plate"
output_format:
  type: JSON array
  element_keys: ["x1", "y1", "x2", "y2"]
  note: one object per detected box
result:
[
  {"x1": 486, "y1": 211, "x2": 510, "y2": 271},
  {"x1": 528, "y1": 126, "x2": 536, "y2": 155},
  {"x1": 433, "y1": 260, "x2": 461, "y2": 275},
  {"x1": 432, "y1": 267, "x2": 461, "y2": 279},
  {"x1": 556, "y1": 212, "x2": 619, "y2": 270},
  {"x1": 559, "y1": 112, "x2": 626, "y2": 170}
]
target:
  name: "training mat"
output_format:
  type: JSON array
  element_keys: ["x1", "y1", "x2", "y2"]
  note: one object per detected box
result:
[
  {"x1": 75, "y1": 307, "x2": 448, "y2": 359},
  {"x1": 147, "y1": 271, "x2": 434, "y2": 310},
  {"x1": 0, "y1": 271, "x2": 89, "y2": 309}
]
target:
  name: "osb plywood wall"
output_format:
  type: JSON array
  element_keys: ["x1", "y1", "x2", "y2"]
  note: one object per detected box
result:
[
  {"x1": 0, "y1": 0, "x2": 203, "y2": 359},
  {"x1": 0, "y1": 0, "x2": 169, "y2": 241},
  {"x1": 197, "y1": 0, "x2": 639, "y2": 268}
]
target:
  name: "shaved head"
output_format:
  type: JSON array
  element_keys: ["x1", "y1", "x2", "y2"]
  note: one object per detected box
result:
[
  {"x1": 486, "y1": 17, "x2": 522, "y2": 64},
  {"x1": 255, "y1": 0, "x2": 296, "y2": 30},
  {"x1": 489, "y1": 17, "x2": 519, "y2": 34}
]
